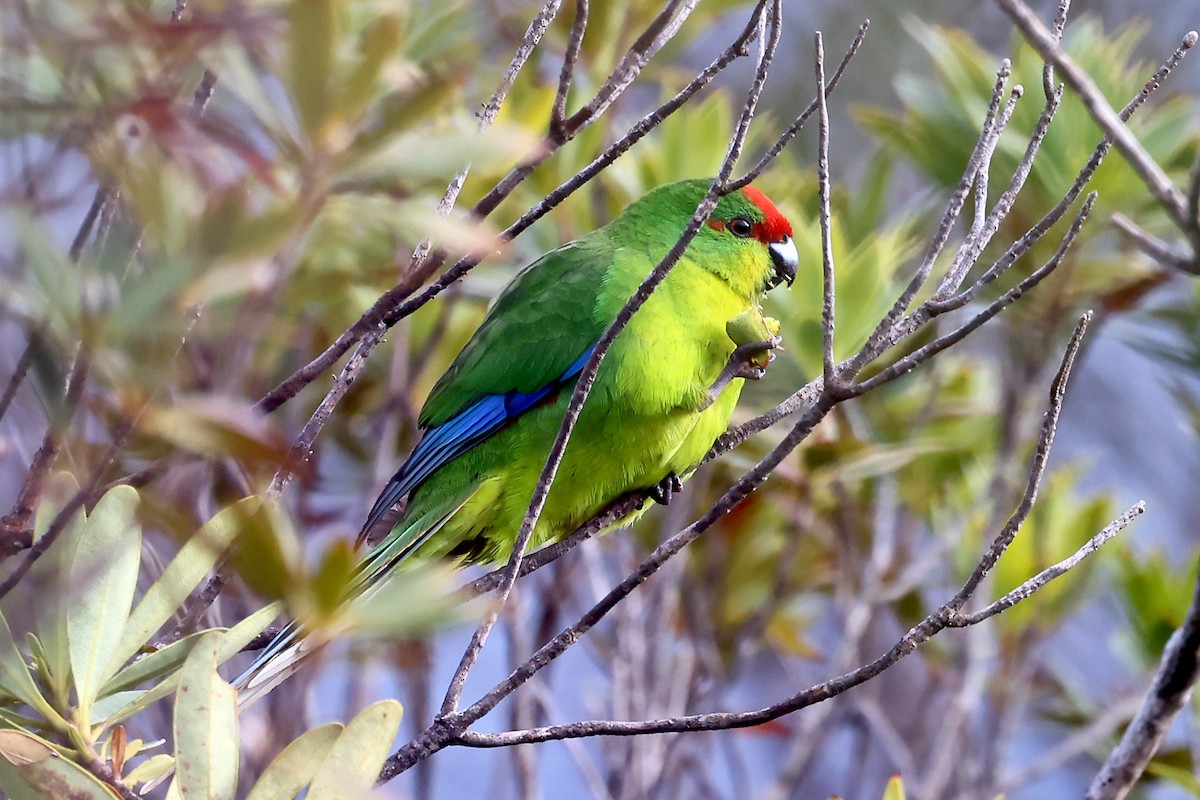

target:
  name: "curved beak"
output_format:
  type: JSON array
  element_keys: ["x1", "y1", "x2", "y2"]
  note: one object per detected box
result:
[{"x1": 768, "y1": 235, "x2": 798, "y2": 289}]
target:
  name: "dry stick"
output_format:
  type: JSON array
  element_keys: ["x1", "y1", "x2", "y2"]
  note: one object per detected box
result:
[
  {"x1": 1086, "y1": 568, "x2": 1200, "y2": 800},
  {"x1": 172, "y1": 331, "x2": 389, "y2": 639},
  {"x1": 994, "y1": 0, "x2": 1195, "y2": 229},
  {"x1": 935, "y1": 84, "x2": 1062, "y2": 300},
  {"x1": 1187, "y1": 144, "x2": 1200, "y2": 244},
  {"x1": 1003, "y1": 691, "x2": 1143, "y2": 790},
  {"x1": 0, "y1": 181, "x2": 117, "y2": 548},
  {"x1": 841, "y1": 58, "x2": 1016, "y2": 381},
  {"x1": 268, "y1": 325, "x2": 386, "y2": 499},
  {"x1": 849, "y1": 193, "x2": 1097, "y2": 398},
  {"x1": 726, "y1": 19, "x2": 869, "y2": 193},
  {"x1": 1111, "y1": 212, "x2": 1196, "y2": 273},
  {"x1": 436, "y1": 0, "x2": 780, "y2": 720},
  {"x1": 0, "y1": 416, "x2": 139, "y2": 600},
  {"x1": 255, "y1": 0, "x2": 746, "y2": 415},
  {"x1": 409, "y1": 0, "x2": 564, "y2": 276},
  {"x1": 445, "y1": 317, "x2": 1142, "y2": 750},
  {"x1": 813, "y1": 32, "x2": 837, "y2": 388},
  {"x1": 551, "y1": 0, "x2": 590, "y2": 135},
  {"x1": 1040, "y1": 0, "x2": 1071, "y2": 102},
  {"x1": 0, "y1": 345, "x2": 90, "y2": 557},
  {"x1": 0, "y1": 330, "x2": 40, "y2": 425}
]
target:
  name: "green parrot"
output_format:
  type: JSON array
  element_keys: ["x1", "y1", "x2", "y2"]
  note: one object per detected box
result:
[{"x1": 236, "y1": 178, "x2": 797, "y2": 703}]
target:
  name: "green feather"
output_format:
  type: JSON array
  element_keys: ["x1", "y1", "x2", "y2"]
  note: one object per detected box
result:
[{"x1": 376, "y1": 178, "x2": 791, "y2": 566}]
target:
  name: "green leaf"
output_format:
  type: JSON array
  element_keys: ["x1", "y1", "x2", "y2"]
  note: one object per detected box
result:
[
  {"x1": 29, "y1": 473, "x2": 85, "y2": 701},
  {"x1": 288, "y1": 0, "x2": 338, "y2": 145},
  {"x1": 244, "y1": 723, "x2": 343, "y2": 800},
  {"x1": 100, "y1": 631, "x2": 211, "y2": 699},
  {"x1": 114, "y1": 498, "x2": 250, "y2": 670},
  {"x1": 67, "y1": 486, "x2": 141, "y2": 727},
  {"x1": 0, "y1": 728, "x2": 119, "y2": 799},
  {"x1": 305, "y1": 700, "x2": 403, "y2": 800},
  {"x1": 334, "y1": 15, "x2": 404, "y2": 126},
  {"x1": 0, "y1": 613, "x2": 62, "y2": 727},
  {"x1": 102, "y1": 603, "x2": 280, "y2": 729},
  {"x1": 172, "y1": 634, "x2": 239, "y2": 800}
]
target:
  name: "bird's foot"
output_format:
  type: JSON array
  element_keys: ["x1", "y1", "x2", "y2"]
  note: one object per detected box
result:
[
  {"x1": 649, "y1": 472, "x2": 684, "y2": 506},
  {"x1": 700, "y1": 336, "x2": 783, "y2": 410}
]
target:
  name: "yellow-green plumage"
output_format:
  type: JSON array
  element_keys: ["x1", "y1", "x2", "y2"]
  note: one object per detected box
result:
[
  {"x1": 236, "y1": 179, "x2": 797, "y2": 703},
  {"x1": 360, "y1": 179, "x2": 796, "y2": 572}
]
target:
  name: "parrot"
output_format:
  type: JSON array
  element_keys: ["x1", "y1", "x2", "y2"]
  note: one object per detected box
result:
[{"x1": 234, "y1": 178, "x2": 798, "y2": 705}]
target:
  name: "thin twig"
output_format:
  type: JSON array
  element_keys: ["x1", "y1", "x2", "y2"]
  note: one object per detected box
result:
[
  {"x1": 551, "y1": 0, "x2": 589, "y2": 135},
  {"x1": 0, "y1": 328, "x2": 41, "y2": 425},
  {"x1": 1041, "y1": 0, "x2": 1071, "y2": 102},
  {"x1": 0, "y1": 344, "x2": 91, "y2": 556},
  {"x1": 814, "y1": 31, "x2": 837, "y2": 388},
  {"x1": 1087, "y1": 567, "x2": 1200, "y2": 800},
  {"x1": 1111, "y1": 212, "x2": 1196, "y2": 273},
  {"x1": 450, "y1": 499, "x2": 1141, "y2": 748},
  {"x1": 995, "y1": 0, "x2": 1194, "y2": 228},
  {"x1": 0, "y1": 416, "x2": 138, "y2": 600},
  {"x1": 267, "y1": 324, "x2": 385, "y2": 499},
  {"x1": 843, "y1": 58, "x2": 1014, "y2": 380}
]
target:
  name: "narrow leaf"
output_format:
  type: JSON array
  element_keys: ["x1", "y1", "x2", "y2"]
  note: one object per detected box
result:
[
  {"x1": 115, "y1": 498, "x2": 251, "y2": 669},
  {"x1": 306, "y1": 700, "x2": 403, "y2": 800},
  {"x1": 103, "y1": 603, "x2": 280, "y2": 728},
  {"x1": 29, "y1": 472, "x2": 84, "y2": 700},
  {"x1": 173, "y1": 634, "x2": 239, "y2": 800},
  {"x1": 101, "y1": 631, "x2": 211, "y2": 698},
  {"x1": 68, "y1": 486, "x2": 141, "y2": 726},
  {"x1": 0, "y1": 614, "x2": 61, "y2": 726},
  {"x1": 244, "y1": 723, "x2": 343, "y2": 800}
]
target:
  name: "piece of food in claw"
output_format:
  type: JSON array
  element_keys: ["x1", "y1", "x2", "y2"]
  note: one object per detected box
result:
[{"x1": 725, "y1": 308, "x2": 782, "y2": 370}]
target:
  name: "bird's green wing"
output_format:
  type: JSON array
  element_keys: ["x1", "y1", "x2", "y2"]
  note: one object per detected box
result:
[
  {"x1": 419, "y1": 236, "x2": 613, "y2": 428},
  {"x1": 358, "y1": 236, "x2": 615, "y2": 537}
]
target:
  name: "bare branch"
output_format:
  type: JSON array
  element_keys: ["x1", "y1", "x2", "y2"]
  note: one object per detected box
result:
[
  {"x1": 949, "y1": 502, "x2": 1144, "y2": 626},
  {"x1": 813, "y1": 31, "x2": 838, "y2": 387},
  {"x1": 1041, "y1": 0, "x2": 1071, "y2": 101},
  {"x1": 551, "y1": 0, "x2": 589, "y2": 134},
  {"x1": 843, "y1": 58, "x2": 1015, "y2": 380},
  {"x1": 0, "y1": 344, "x2": 90, "y2": 554},
  {"x1": 994, "y1": 0, "x2": 1194, "y2": 228},
  {"x1": 1087, "y1": 568, "x2": 1200, "y2": 800},
  {"x1": 267, "y1": 324, "x2": 386, "y2": 499},
  {"x1": 1112, "y1": 212, "x2": 1196, "y2": 274}
]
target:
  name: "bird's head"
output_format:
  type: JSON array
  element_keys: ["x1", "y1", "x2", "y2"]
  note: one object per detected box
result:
[{"x1": 620, "y1": 179, "x2": 798, "y2": 300}]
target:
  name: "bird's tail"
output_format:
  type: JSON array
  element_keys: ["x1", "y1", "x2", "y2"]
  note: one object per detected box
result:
[{"x1": 231, "y1": 619, "x2": 309, "y2": 711}]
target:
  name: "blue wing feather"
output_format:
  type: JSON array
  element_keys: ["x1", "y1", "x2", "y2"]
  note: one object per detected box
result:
[{"x1": 359, "y1": 344, "x2": 597, "y2": 537}]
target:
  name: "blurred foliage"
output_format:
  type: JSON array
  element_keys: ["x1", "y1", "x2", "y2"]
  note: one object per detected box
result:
[{"x1": 0, "y1": 480, "x2": 433, "y2": 798}]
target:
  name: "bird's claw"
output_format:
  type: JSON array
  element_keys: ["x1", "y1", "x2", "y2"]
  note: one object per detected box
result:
[
  {"x1": 649, "y1": 472, "x2": 683, "y2": 506},
  {"x1": 700, "y1": 336, "x2": 783, "y2": 410}
]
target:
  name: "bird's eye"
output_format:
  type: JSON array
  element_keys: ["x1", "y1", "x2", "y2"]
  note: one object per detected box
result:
[{"x1": 729, "y1": 217, "x2": 754, "y2": 238}]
